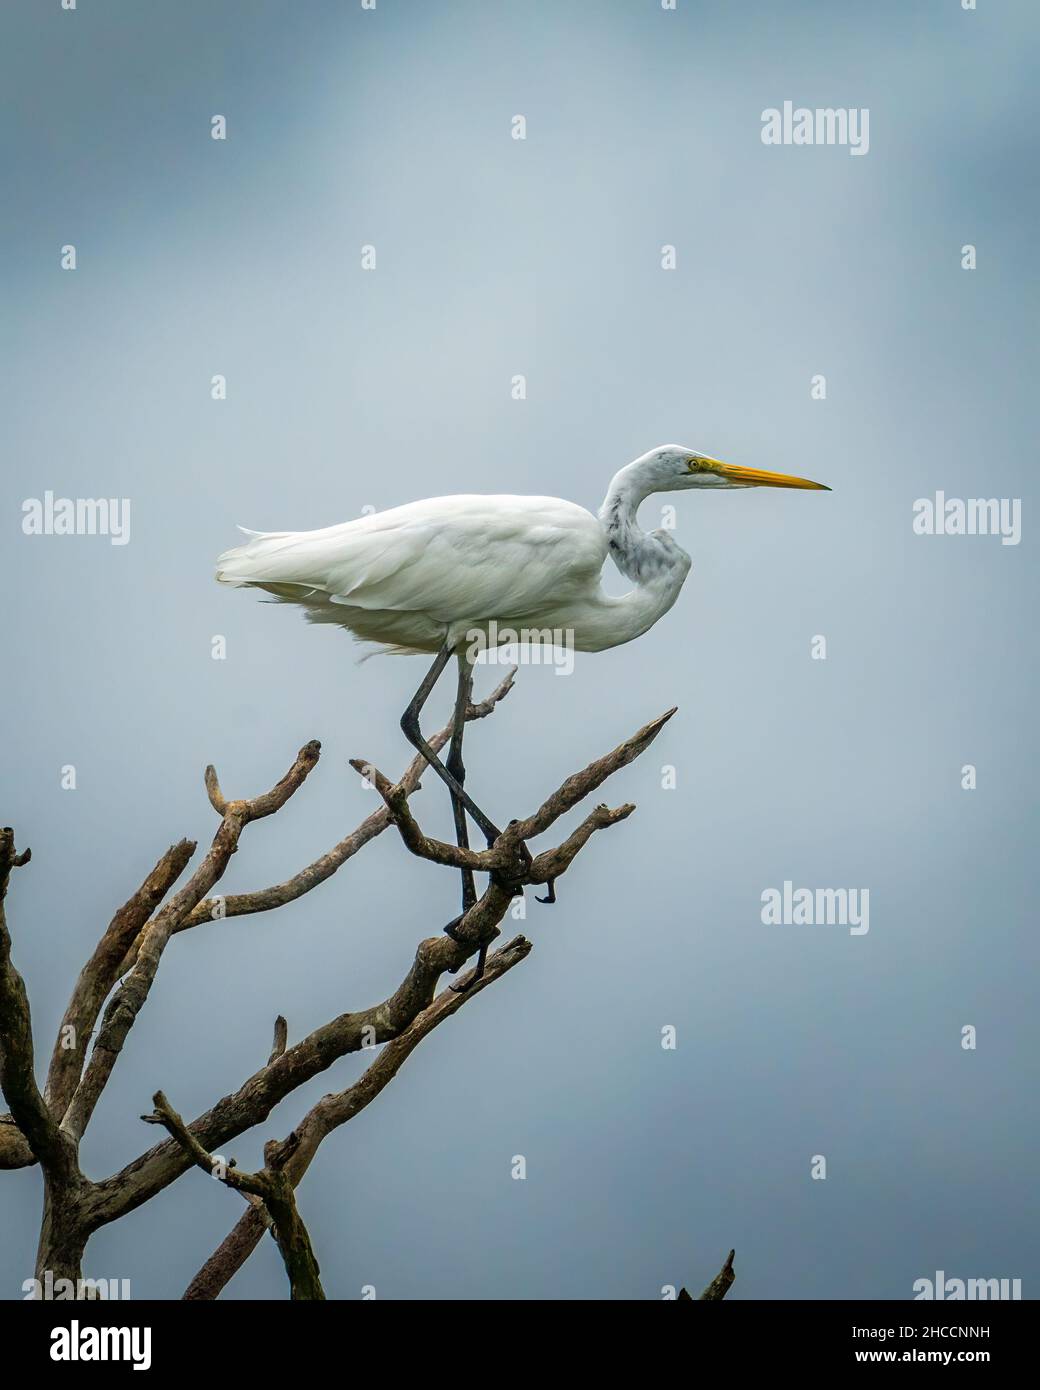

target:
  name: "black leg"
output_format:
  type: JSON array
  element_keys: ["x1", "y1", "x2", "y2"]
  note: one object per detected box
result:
[
  {"x1": 445, "y1": 653, "x2": 494, "y2": 994},
  {"x1": 401, "y1": 643, "x2": 501, "y2": 845},
  {"x1": 450, "y1": 937, "x2": 489, "y2": 994},
  {"x1": 446, "y1": 653, "x2": 477, "y2": 914},
  {"x1": 405, "y1": 645, "x2": 497, "y2": 994}
]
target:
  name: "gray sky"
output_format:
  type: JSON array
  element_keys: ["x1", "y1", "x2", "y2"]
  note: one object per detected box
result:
[{"x1": 2, "y1": 0, "x2": 1037, "y2": 1299}]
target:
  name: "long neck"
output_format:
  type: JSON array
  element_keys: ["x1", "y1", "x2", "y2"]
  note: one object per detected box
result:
[
  {"x1": 583, "y1": 464, "x2": 691, "y2": 650},
  {"x1": 599, "y1": 463, "x2": 660, "y2": 583}
]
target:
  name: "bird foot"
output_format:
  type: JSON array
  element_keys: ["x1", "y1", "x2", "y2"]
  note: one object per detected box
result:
[
  {"x1": 449, "y1": 940, "x2": 489, "y2": 993},
  {"x1": 535, "y1": 878, "x2": 557, "y2": 905},
  {"x1": 442, "y1": 914, "x2": 466, "y2": 948}
]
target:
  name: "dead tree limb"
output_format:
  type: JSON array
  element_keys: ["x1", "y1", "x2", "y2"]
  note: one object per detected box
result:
[
  {"x1": 267, "y1": 1016, "x2": 288, "y2": 1065},
  {"x1": 352, "y1": 706, "x2": 675, "y2": 886},
  {"x1": 1, "y1": 828, "x2": 87, "y2": 1282},
  {"x1": 678, "y1": 1249, "x2": 737, "y2": 1301},
  {"x1": 144, "y1": 1091, "x2": 325, "y2": 1301},
  {"x1": 0, "y1": 829, "x2": 77, "y2": 1186},
  {"x1": 61, "y1": 740, "x2": 322, "y2": 1144},
  {"x1": 45, "y1": 840, "x2": 196, "y2": 1122},
  {"x1": 172, "y1": 668, "x2": 517, "y2": 937},
  {"x1": 0, "y1": 679, "x2": 674, "y2": 1297},
  {"x1": 183, "y1": 934, "x2": 532, "y2": 1298},
  {"x1": 0, "y1": 676, "x2": 516, "y2": 1173}
]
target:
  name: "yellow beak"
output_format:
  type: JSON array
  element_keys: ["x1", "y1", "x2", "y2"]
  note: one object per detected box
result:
[{"x1": 712, "y1": 461, "x2": 830, "y2": 490}]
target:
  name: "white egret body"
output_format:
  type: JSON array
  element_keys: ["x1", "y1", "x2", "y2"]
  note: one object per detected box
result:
[
  {"x1": 215, "y1": 446, "x2": 828, "y2": 657},
  {"x1": 217, "y1": 444, "x2": 828, "y2": 960}
]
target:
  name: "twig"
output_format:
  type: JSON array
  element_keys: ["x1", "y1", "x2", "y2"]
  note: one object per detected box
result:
[
  {"x1": 678, "y1": 1249, "x2": 736, "y2": 1301},
  {"x1": 63, "y1": 744, "x2": 320, "y2": 1142},
  {"x1": 355, "y1": 709, "x2": 674, "y2": 888},
  {"x1": 144, "y1": 1091, "x2": 324, "y2": 1300},
  {"x1": 173, "y1": 669, "x2": 516, "y2": 935},
  {"x1": 183, "y1": 935, "x2": 531, "y2": 1299},
  {"x1": 268, "y1": 1016, "x2": 288, "y2": 1065}
]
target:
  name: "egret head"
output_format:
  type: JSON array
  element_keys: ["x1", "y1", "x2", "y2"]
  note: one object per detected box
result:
[{"x1": 639, "y1": 444, "x2": 830, "y2": 492}]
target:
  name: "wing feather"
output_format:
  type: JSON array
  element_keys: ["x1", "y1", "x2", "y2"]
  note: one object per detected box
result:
[{"x1": 216, "y1": 495, "x2": 606, "y2": 627}]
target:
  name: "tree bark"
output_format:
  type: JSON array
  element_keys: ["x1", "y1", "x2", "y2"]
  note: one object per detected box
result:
[{"x1": 1, "y1": 689, "x2": 679, "y2": 1299}]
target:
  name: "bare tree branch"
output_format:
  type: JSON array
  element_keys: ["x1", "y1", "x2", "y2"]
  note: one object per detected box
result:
[
  {"x1": 144, "y1": 1091, "x2": 324, "y2": 1300},
  {"x1": 44, "y1": 840, "x2": 196, "y2": 1122},
  {"x1": 62, "y1": 743, "x2": 320, "y2": 1142},
  {"x1": 0, "y1": 676, "x2": 518, "y2": 1174},
  {"x1": 172, "y1": 670, "x2": 516, "y2": 935},
  {"x1": 512, "y1": 707, "x2": 676, "y2": 842},
  {"x1": 355, "y1": 708, "x2": 674, "y2": 887},
  {"x1": 183, "y1": 934, "x2": 532, "y2": 1299},
  {"x1": 0, "y1": 830, "x2": 78, "y2": 1187},
  {"x1": 3, "y1": 679, "x2": 678, "y2": 1301},
  {"x1": 678, "y1": 1249, "x2": 736, "y2": 1301},
  {"x1": 268, "y1": 1016, "x2": 288, "y2": 1065},
  {"x1": 348, "y1": 761, "x2": 491, "y2": 870},
  {"x1": 528, "y1": 802, "x2": 636, "y2": 883},
  {"x1": 85, "y1": 712, "x2": 654, "y2": 1229},
  {"x1": 0, "y1": 1114, "x2": 34, "y2": 1170},
  {"x1": 202, "y1": 740, "x2": 321, "y2": 823},
  {"x1": 85, "y1": 883, "x2": 518, "y2": 1226}
]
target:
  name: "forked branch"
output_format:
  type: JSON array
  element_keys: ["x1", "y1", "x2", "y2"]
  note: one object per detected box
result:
[
  {"x1": 2, "y1": 677, "x2": 518, "y2": 1174},
  {"x1": 183, "y1": 935, "x2": 533, "y2": 1298},
  {"x1": 1, "y1": 680, "x2": 677, "y2": 1301},
  {"x1": 61, "y1": 742, "x2": 321, "y2": 1144},
  {"x1": 144, "y1": 1091, "x2": 324, "y2": 1301}
]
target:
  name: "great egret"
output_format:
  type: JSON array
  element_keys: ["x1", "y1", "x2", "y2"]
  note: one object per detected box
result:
[{"x1": 217, "y1": 445, "x2": 829, "y2": 978}]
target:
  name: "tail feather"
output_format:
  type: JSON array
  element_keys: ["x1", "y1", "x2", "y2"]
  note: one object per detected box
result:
[{"x1": 215, "y1": 529, "x2": 314, "y2": 588}]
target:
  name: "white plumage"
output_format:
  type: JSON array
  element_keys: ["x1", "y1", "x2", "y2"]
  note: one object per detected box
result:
[
  {"x1": 216, "y1": 444, "x2": 828, "y2": 946},
  {"x1": 215, "y1": 445, "x2": 828, "y2": 657},
  {"x1": 217, "y1": 493, "x2": 608, "y2": 654}
]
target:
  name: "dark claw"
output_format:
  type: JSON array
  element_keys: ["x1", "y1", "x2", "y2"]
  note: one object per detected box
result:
[
  {"x1": 535, "y1": 878, "x2": 557, "y2": 905},
  {"x1": 442, "y1": 914, "x2": 466, "y2": 965},
  {"x1": 450, "y1": 940, "x2": 488, "y2": 993}
]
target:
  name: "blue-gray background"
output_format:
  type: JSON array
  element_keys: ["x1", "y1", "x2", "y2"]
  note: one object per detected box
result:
[{"x1": 2, "y1": 0, "x2": 1036, "y2": 1300}]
